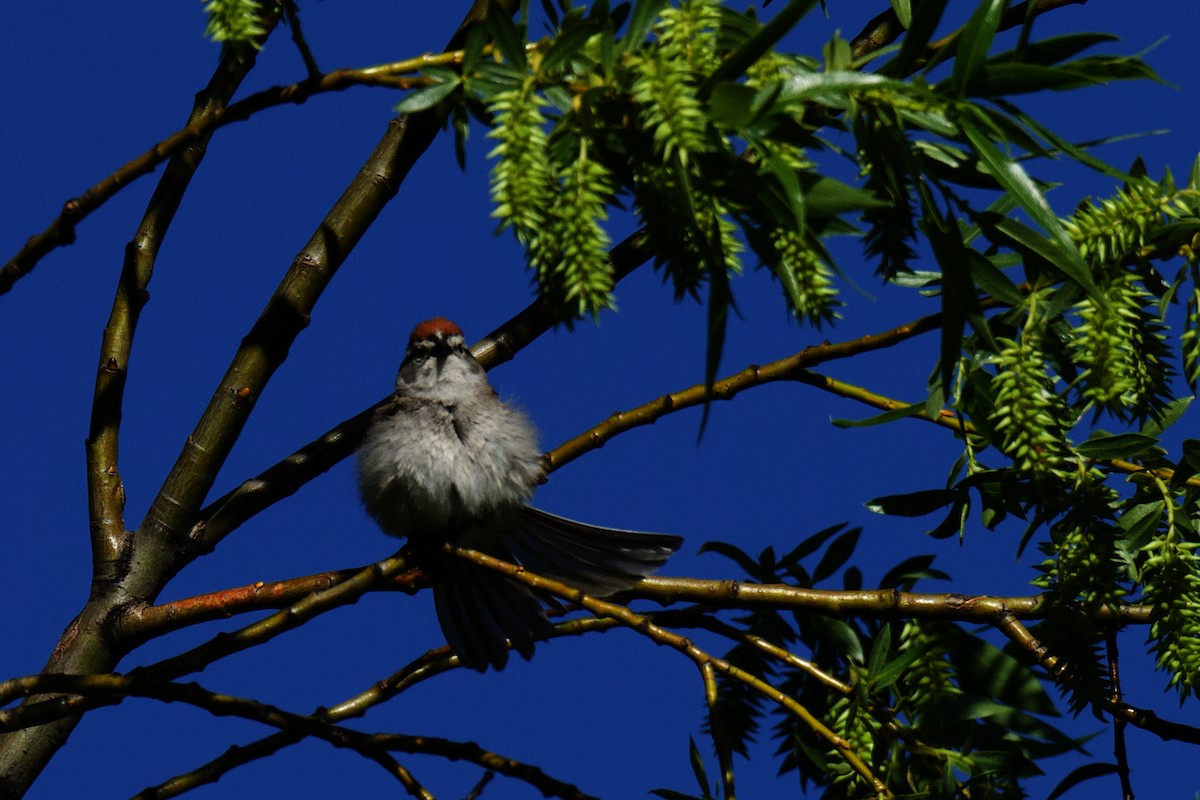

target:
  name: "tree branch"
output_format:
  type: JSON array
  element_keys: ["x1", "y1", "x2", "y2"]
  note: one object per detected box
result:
[
  {"x1": 0, "y1": 19, "x2": 280, "y2": 797},
  {"x1": 544, "y1": 306, "x2": 948, "y2": 472},
  {"x1": 996, "y1": 613, "x2": 1200, "y2": 746},
  {"x1": 1, "y1": 674, "x2": 595, "y2": 800},
  {"x1": 0, "y1": 44, "x2": 491, "y2": 298},
  {"x1": 449, "y1": 546, "x2": 892, "y2": 796}
]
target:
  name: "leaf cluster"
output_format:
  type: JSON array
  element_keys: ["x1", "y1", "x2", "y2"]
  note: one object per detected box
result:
[{"x1": 689, "y1": 526, "x2": 1083, "y2": 799}]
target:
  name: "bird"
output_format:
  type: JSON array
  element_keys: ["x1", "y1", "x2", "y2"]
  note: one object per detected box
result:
[{"x1": 356, "y1": 317, "x2": 683, "y2": 671}]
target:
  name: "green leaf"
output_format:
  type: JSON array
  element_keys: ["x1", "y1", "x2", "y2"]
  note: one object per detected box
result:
[
  {"x1": 701, "y1": 0, "x2": 821, "y2": 96},
  {"x1": 879, "y1": 554, "x2": 950, "y2": 589},
  {"x1": 394, "y1": 77, "x2": 461, "y2": 114},
  {"x1": 1045, "y1": 762, "x2": 1120, "y2": 800},
  {"x1": 927, "y1": 498, "x2": 969, "y2": 540},
  {"x1": 831, "y1": 402, "x2": 925, "y2": 429},
  {"x1": 888, "y1": 0, "x2": 912, "y2": 28},
  {"x1": 975, "y1": 62, "x2": 1104, "y2": 96},
  {"x1": 699, "y1": 541, "x2": 761, "y2": 576},
  {"x1": 801, "y1": 174, "x2": 890, "y2": 219},
  {"x1": 923, "y1": 194, "x2": 999, "y2": 356},
  {"x1": 699, "y1": 235, "x2": 731, "y2": 439},
  {"x1": 486, "y1": 2, "x2": 527, "y2": 72},
  {"x1": 1173, "y1": 438, "x2": 1200, "y2": 488},
  {"x1": 805, "y1": 615, "x2": 864, "y2": 662},
  {"x1": 952, "y1": 0, "x2": 1006, "y2": 95},
  {"x1": 811, "y1": 527, "x2": 861, "y2": 583},
  {"x1": 620, "y1": 0, "x2": 668, "y2": 54},
  {"x1": 1141, "y1": 395, "x2": 1192, "y2": 436},
  {"x1": 883, "y1": 0, "x2": 947, "y2": 77},
  {"x1": 541, "y1": 20, "x2": 602, "y2": 73},
  {"x1": 961, "y1": 120, "x2": 1094, "y2": 298},
  {"x1": 867, "y1": 622, "x2": 893, "y2": 677},
  {"x1": 979, "y1": 212, "x2": 1100, "y2": 299},
  {"x1": 778, "y1": 70, "x2": 893, "y2": 106},
  {"x1": 783, "y1": 522, "x2": 853, "y2": 567},
  {"x1": 708, "y1": 82, "x2": 759, "y2": 130},
  {"x1": 1074, "y1": 432, "x2": 1160, "y2": 460},
  {"x1": 953, "y1": 635, "x2": 1061, "y2": 715},
  {"x1": 688, "y1": 736, "x2": 712, "y2": 799},
  {"x1": 872, "y1": 647, "x2": 922, "y2": 690},
  {"x1": 991, "y1": 32, "x2": 1118, "y2": 66},
  {"x1": 867, "y1": 489, "x2": 960, "y2": 517},
  {"x1": 966, "y1": 250, "x2": 1024, "y2": 307}
]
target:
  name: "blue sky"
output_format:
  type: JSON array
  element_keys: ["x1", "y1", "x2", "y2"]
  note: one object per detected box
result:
[{"x1": 3, "y1": 1, "x2": 1200, "y2": 798}]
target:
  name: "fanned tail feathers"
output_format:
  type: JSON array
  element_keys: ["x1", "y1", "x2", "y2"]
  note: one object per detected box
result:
[{"x1": 436, "y1": 507, "x2": 682, "y2": 671}]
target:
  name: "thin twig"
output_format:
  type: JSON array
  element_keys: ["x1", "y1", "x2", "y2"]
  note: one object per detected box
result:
[
  {"x1": 997, "y1": 613, "x2": 1200, "y2": 745},
  {"x1": 701, "y1": 661, "x2": 736, "y2": 800},
  {"x1": 449, "y1": 545, "x2": 892, "y2": 796},
  {"x1": 131, "y1": 621, "x2": 616, "y2": 799},
  {"x1": 1106, "y1": 630, "x2": 1135, "y2": 800},
  {"x1": 282, "y1": 0, "x2": 321, "y2": 78}
]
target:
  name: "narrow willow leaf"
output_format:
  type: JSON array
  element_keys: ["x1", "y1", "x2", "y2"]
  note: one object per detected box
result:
[
  {"x1": 990, "y1": 33, "x2": 1118, "y2": 66},
  {"x1": 801, "y1": 173, "x2": 889, "y2": 218},
  {"x1": 831, "y1": 402, "x2": 925, "y2": 428},
  {"x1": 688, "y1": 735, "x2": 711, "y2": 799},
  {"x1": 1074, "y1": 432, "x2": 1160, "y2": 459},
  {"x1": 1140, "y1": 396, "x2": 1192, "y2": 437},
  {"x1": 980, "y1": 210, "x2": 1101, "y2": 299},
  {"x1": 784, "y1": 522, "x2": 852, "y2": 566},
  {"x1": 961, "y1": 120, "x2": 1092, "y2": 297},
  {"x1": 620, "y1": 0, "x2": 669, "y2": 54},
  {"x1": 879, "y1": 554, "x2": 950, "y2": 589},
  {"x1": 394, "y1": 78, "x2": 460, "y2": 113},
  {"x1": 779, "y1": 70, "x2": 892, "y2": 105},
  {"x1": 811, "y1": 527, "x2": 861, "y2": 583},
  {"x1": 951, "y1": 0, "x2": 1006, "y2": 95},
  {"x1": 701, "y1": 0, "x2": 821, "y2": 95},
  {"x1": 884, "y1": 0, "x2": 948, "y2": 77},
  {"x1": 486, "y1": 2, "x2": 527, "y2": 71},
  {"x1": 707, "y1": 82, "x2": 759, "y2": 130},
  {"x1": 888, "y1": 0, "x2": 912, "y2": 28},
  {"x1": 867, "y1": 622, "x2": 893, "y2": 677},
  {"x1": 867, "y1": 489, "x2": 961, "y2": 517},
  {"x1": 966, "y1": 250, "x2": 1024, "y2": 307},
  {"x1": 976, "y1": 62, "x2": 1105, "y2": 96},
  {"x1": 541, "y1": 20, "x2": 603, "y2": 73},
  {"x1": 1045, "y1": 763, "x2": 1120, "y2": 800},
  {"x1": 874, "y1": 648, "x2": 922, "y2": 690}
]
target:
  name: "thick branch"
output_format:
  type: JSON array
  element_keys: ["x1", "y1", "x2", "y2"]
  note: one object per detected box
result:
[
  {"x1": 0, "y1": 25, "x2": 278, "y2": 799},
  {"x1": 138, "y1": 0, "x2": 523, "y2": 567}
]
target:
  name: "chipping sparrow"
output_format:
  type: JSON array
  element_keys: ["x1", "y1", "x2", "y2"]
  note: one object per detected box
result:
[{"x1": 357, "y1": 317, "x2": 682, "y2": 671}]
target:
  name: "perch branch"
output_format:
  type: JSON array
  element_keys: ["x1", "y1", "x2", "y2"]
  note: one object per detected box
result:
[{"x1": 449, "y1": 546, "x2": 892, "y2": 796}]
